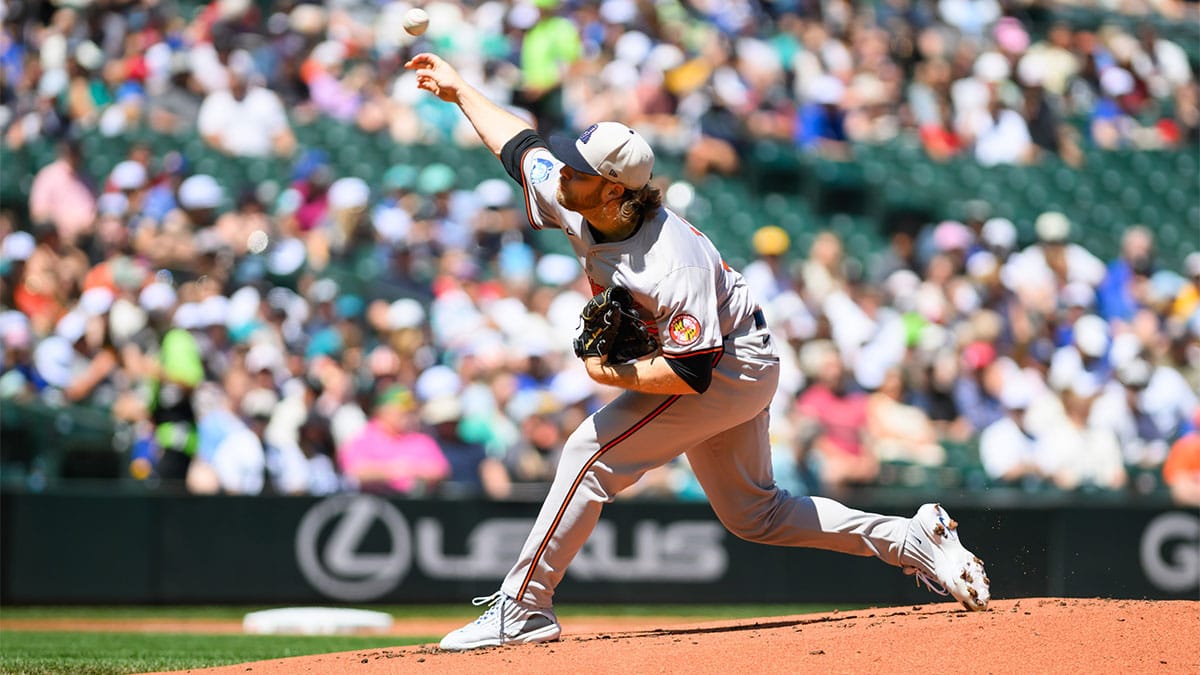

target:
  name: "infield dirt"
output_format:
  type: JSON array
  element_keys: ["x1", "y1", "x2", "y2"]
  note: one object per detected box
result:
[{"x1": 122, "y1": 598, "x2": 1197, "y2": 674}]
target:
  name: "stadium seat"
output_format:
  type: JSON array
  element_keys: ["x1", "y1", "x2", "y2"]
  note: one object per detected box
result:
[{"x1": 762, "y1": 192, "x2": 791, "y2": 221}]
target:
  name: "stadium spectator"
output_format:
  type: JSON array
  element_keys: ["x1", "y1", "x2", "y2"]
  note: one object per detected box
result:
[
  {"x1": 515, "y1": 0, "x2": 583, "y2": 135},
  {"x1": 792, "y1": 340, "x2": 877, "y2": 488},
  {"x1": 296, "y1": 412, "x2": 345, "y2": 496},
  {"x1": 197, "y1": 62, "x2": 296, "y2": 158},
  {"x1": 503, "y1": 390, "x2": 566, "y2": 486},
  {"x1": 953, "y1": 341, "x2": 1006, "y2": 433},
  {"x1": 146, "y1": 52, "x2": 204, "y2": 136},
  {"x1": 28, "y1": 137, "x2": 96, "y2": 247},
  {"x1": 973, "y1": 92, "x2": 1035, "y2": 167},
  {"x1": 978, "y1": 373, "x2": 1044, "y2": 486},
  {"x1": 742, "y1": 226, "x2": 793, "y2": 304},
  {"x1": 909, "y1": 347, "x2": 972, "y2": 443},
  {"x1": 16, "y1": 223, "x2": 88, "y2": 337},
  {"x1": 1169, "y1": 253, "x2": 1200, "y2": 323},
  {"x1": 1, "y1": 0, "x2": 1198, "y2": 504},
  {"x1": 149, "y1": 306, "x2": 206, "y2": 486},
  {"x1": 1036, "y1": 378, "x2": 1127, "y2": 491},
  {"x1": 337, "y1": 384, "x2": 450, "y2": 495},
  {"x1": 1162, "y1": 426, "x2": 1200, "y2": 507},
  {"x1": 423, "y1": 394, "x2": 512, "y2": 499},
  {"x1": 864, "y1": 365, "x2": 946, "y2": 467},
  {"x1": 796, "y1": 75, "x2": 850, "y2": 158},
  {"x1": 204, "y1": 387, "x2": 275, "y2": 496},
  {"x1": 1097, "y1": 225, "x2": 1156, "y2": 323}
]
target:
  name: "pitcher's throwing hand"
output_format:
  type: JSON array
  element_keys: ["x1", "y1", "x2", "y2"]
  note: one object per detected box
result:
[{"x1": 404, "y1": 53, "x2": 464, "y2": 103}]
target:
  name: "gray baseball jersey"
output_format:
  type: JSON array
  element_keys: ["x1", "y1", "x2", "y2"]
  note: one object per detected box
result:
[{"x1": 502, "y1": 147, "x2": 912, "y2": 608}]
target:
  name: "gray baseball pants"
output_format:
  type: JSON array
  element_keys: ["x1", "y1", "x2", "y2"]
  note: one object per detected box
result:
[{"x1": 501, "y1": 322, "x2": 911, "y2": 607}]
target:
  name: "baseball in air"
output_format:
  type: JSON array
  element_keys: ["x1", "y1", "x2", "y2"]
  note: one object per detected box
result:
[{"x1": 403, "y1": 8, "x2": 429, "y2": 36}]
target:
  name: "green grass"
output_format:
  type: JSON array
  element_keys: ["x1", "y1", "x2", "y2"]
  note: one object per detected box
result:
[
  {"x1": 0, "y1": 631, "x2": 427, "y2": 675},
  {"x1": 0, "y1": 603, "x2": 860, "y2": 621},
  {"x1": 0, "y1": 605, "x2": 862, "y2": 675}
]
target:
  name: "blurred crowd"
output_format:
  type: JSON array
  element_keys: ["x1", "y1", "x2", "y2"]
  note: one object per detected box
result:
[
  {"x1": 2, "y1": 0, "x2": 1197, "y2": 169},
  {"x1": 0, "y1": 0, "x2": 1198, "y2": 504},
  {"x1": 747, "y1": 213, "x2": 1199, "y2": 506}
]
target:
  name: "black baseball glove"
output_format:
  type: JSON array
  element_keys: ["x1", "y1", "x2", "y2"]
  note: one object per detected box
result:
[{"x1": 572, "y1": 286, "x2": 659, "y2": 363}]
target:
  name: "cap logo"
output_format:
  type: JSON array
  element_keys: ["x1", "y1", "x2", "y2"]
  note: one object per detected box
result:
[
  {"x1": 579, "y1": 124, "x2": 598, "y2": 144},
  {"x1": 608, "y1": 169, "x2": 618, "y2": 178}
]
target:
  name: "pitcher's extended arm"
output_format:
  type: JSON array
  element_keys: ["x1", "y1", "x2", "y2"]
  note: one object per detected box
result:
[{"x1": 405, "y1": 52, "x2": 532, "y2": 156}]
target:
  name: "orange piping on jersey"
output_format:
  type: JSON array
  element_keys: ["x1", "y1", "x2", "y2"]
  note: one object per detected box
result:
[
  {"x1": 515, "y1": 394, "x2": 683, "y2": 603},
  {"x1": 518, "y1": 147, "x2": 545, "y2": 230}
]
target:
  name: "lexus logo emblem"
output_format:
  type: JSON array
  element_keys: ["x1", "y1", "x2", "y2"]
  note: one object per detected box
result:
[{"x1": 295, "y1": 495, "x2": 412, "y2": 601}]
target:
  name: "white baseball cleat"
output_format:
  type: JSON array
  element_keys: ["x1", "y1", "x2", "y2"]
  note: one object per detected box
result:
[
  {"x1": 901, "y1": 503, "x2": 991, "y2": 611},
  {"x1": 439, "y1": 591, "x2": 561, "y2": 651}
]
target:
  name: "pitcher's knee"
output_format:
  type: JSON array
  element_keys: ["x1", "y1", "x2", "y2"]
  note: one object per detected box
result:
[{"x1": 717, "y1": 511, "x2": 776, "y2": 543}]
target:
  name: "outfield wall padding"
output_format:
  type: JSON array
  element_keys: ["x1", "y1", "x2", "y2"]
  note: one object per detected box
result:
[{"x1": 1, "y1": 492, "x2": 1195, "y2": 604}]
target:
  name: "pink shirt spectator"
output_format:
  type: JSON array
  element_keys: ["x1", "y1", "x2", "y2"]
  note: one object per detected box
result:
[
  {"x1": 308, "y1": 73, "x2": 362, "y2": 122},
  {"x1": 28, "y1": 160, "x2": 96, "y2": 245},
  {"x1": 796, "y1": 384, "x2": 869, "y2": 457},
  {"x1": 337, "y1": 419, "x2": 450, "y2": 494}
]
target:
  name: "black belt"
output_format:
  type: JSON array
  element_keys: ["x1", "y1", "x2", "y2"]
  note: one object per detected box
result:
[{"x1": 752, "y1": 308, "x2": 766, "y2": 330}]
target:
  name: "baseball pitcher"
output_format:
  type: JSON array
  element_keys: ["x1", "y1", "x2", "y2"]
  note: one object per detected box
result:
[{"x1": 405, "y1": 52, "x2": 990, "y2": 651}]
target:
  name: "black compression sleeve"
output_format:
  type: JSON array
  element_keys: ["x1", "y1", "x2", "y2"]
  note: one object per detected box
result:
[
  {"x1": 499, "y1": 130, "x2": 548, "y2": 184},
  {"x1": 665, "y1": 352, "x2": 716, "y2": 394}
]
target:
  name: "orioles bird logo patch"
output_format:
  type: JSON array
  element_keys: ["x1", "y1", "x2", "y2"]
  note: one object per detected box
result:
[{"x1": 668, "y1": 314, "x2": 701, "y2": 346}]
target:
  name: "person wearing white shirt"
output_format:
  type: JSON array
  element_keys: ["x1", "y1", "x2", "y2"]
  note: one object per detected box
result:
[
  {"x1": 1001, "y1": 212, "x2": 1106, "y2": 297},
  {"x1": 974, "y1": 102, "x2": 1034, "y2": 166},
  {"x1": 1139, "y1": 360, "x2": 1199, "y2": 442},
  {"x1": 978, "y1": 376, "x2": 1045, "y2": 483},
  {"x1": 1037, "y1": 379, "x2": 1126, "y2": 490},
  {"x1": 210, "y1": 425, "x2": 266, "y2": 495},
  {"x1": 197, "y1": 66, "x2": 296, "y2": 158},
  {"x1": 1093, "y1": 357, "x2": 1200, "y2": 467},
  {"x1": 742, "y1": 226, "x2": 793, "y2": 303},
  {"x1": 209, "y1": 388, "x2": 278, "y2": 495}
]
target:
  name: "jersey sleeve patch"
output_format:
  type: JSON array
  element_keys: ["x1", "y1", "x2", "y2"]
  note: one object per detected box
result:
[
  {"x1": 530, "y1": 157, "x2": 555, "y2": 185},
  {"x1": 668, "y1": 313, "x2": 702, "y2": 346},
  {"x1": 520, "y1": 149, "x2": 565, "y2": 231}
]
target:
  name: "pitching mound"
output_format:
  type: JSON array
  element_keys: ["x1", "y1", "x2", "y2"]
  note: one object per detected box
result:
[{"x1": 149, "y1": 598, "x2": 1196, "y2": 674}]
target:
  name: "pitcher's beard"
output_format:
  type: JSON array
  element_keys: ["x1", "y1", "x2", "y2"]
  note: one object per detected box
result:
[{"x1": 557, "y1": 183, "x2": 604, "y2": 211}]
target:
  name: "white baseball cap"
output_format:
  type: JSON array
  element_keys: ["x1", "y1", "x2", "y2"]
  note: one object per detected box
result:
[
  {"x1": 422, "y1": 395, "x2": 463, "y2": 426},
  {"x1": 1185, "y1": 252, "x2": 1200, "y2": 277},
  {"x1": 328, "y1": 176, "x2": 369, "y2": 210},
  {"x1": 110, "y1": 160, "x2": 147, "y2": 191},
  {"x1": 549, "y1": 122, "x2": 654, "y2": 190},
  {"x1": 1072, "y1": 314, "x2": 1109, "y2": 358},
  {"x1": 999, "y1": 375, "x2": 1032, "y2": 411},
  {"x1": 1060, "y1": 282, "x2": 1095, "y2": 309},
  {"x1": 981, "y1": 217, "x2": 1017, "y2": 250},
  {"x1": 240, "y1": 387, "x2": 279, "y2": 419},
  {"x1": 139, "y1": 281, "x2": 178, "y2": 313},
  {"x1": 387, "y1": 298, "x2": 425, "y2": 330},
  {"x1": 1, "y1": 231, "x2": 35, "y2": 262},
  {"x1": 179, "y1": 174, "x2": 223, "y2": 210},
  {"x1": 1035, "y1": 211, "x2": 1071, "y2": 243},
  {"x1": 79, "y1": 286, "x2": 114, "y2": 316}
]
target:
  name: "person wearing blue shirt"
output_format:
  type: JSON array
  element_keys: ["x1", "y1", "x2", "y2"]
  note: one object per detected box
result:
[{"x1": 796, "y1": 75, "x2": 849, "y2": 153}]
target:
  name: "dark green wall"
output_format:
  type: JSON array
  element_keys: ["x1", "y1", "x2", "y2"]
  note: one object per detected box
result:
[{"x1": 2, "y1": 492, "x2": 1195, "y2": 604}]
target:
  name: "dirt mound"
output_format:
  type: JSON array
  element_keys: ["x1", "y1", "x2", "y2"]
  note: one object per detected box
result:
[{"x1": 150, "y1": 598, "x2": 1198, "y2": 674}]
